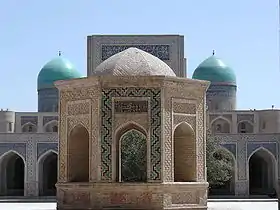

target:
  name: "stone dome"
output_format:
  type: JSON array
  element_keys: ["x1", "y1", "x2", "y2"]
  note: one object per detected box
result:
[
  {"x1": 37, "y1": 56, "x2": 83, "y2": 90},
  {"x1": 192, "y1": 55, "x2": 236, "y2": 85},
  {"x1": 93, "y1": 47, "x2": 176, "y2": 77}
]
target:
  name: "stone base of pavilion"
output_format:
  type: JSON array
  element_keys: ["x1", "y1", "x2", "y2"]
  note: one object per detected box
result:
[{"x1": 56, "y1": 182, "x2": 208, "y2": 210}]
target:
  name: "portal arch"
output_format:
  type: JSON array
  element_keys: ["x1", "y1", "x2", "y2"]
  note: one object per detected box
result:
[
  {"x1": 0, "y1": 150, "x2": 25, "y2": 196},
  {"x1": 37, "y1": 150, "x2": 58, "y2": 196},
  {"x1": 115, "y1": 123, "x2": 147, "y2": 182},
  {"x1": 248, "y1": 147, "x2": 277, "y2": 195}
]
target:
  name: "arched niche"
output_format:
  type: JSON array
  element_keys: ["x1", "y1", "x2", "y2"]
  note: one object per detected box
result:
[
  {"x1": 209, "y1": 148, "x2": 236, "y2": 196},
  {"x1": 38, "y1": 150, "x2": 58, "y2": 196},
  {"x1": 44, "y1": 120, "x2": 58, "y2": 133},
  {"x1": 115, "y1": 123, "x2": 147, "y2": 182},
  {"x1": 22, "y1": 122, "x2": 37, "y2": 133},
  {"x1": 68, "y1": 124, "x2": 89, "y2": 182},
  {"x1": 173, "y1": 122, "x2": 196, "y2": 182},
  {"x1": 249, "y1": 148, "x2": 277, "y2": 195},
  {"x1": 0, "y1": 151, "x2": 25, "y2": 196},
  {"x1": 238, "y1": 121, "x2": 253, "y2": 133},
  {"x1": 211, "y1": 117, "x2": 231, "y2": 134}
]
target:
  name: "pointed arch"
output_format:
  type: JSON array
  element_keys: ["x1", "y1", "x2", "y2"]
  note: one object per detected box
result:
[
  {"x1": 248, "y1": 147, "x2": 277, "y2": 195},
  {"x1": 68, "y1": 124, "x2": 89, "y2": 182},
  {"x1": 37, "y1": 150, "x2": 58, "y2": 196},
  {"x1": 210, "y1": 117, "x2": 231, "y2": 134},
  {"x1": 44, "y1": 120, "x2": 58, "y2": 133},
  {"x1": 115, "y1": 121, "x2": 147, "y2": 138},
  {"x1": 0, "y1": 150, "x2": 25, "y2": 196},
  {"x1": 238, "y1": 120, "x2": 253, "y2": 133},
  {"x1": 115, "y1": 122, "x2": 147, "y2": 182},
  {"x1": 210, "y1": 116, "x2": 231, "y2": 126},
  {"x1": 173, "y1": 122, "x2": 196, "y2": 182},
  {"x1": 248, "y1": 146, "x2": 276, "y2": 162},
  {"x1": 22, "y1": 122, "x2": 37, "y2": 133},
  {"x1": 0, "y1": 150, "x2": 25, "y2": 163}
]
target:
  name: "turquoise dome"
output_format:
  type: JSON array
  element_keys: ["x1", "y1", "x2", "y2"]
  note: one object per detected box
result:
[
  {"x1": 37, "y1": 56, "x2": 83, "y2": 90},
  {"x1": 192, "y1": 55, "x2": 236, "y2": 85}
]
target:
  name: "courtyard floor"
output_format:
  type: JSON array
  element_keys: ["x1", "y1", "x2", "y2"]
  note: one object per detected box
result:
[{"x1": 0, "y1": 201, "x2": 278, "y2": 210}]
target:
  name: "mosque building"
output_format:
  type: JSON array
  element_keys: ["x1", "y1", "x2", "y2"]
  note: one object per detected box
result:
[{"x1": 0, "y1": 34, "x2": 278, "y2": 198}]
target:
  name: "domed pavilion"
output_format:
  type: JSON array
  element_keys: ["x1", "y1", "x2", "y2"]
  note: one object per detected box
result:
[
  {"x1": 37, "y1": 53, "x2": 83, "y2": 112},
  {"x1": 192, "y1": 52, "x2": 237, "y2": 111},
  {"x1": 55, "y1": 48, "x2": 210, "y2": 210}
]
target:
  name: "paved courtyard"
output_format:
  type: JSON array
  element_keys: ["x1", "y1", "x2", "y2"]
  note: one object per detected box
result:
[{"x1": 0, "y1": 201, "x2": 277, "y2": 210}]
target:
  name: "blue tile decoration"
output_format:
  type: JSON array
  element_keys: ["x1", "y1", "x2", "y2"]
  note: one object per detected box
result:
[
  {"x1": 43, "y1": 116, "x2": 58, "y2": 125},
  {"x1": 37, "y1": 143, "x2": 58, "y2": 159},
  {"x1": 21, "y1": 116, "x2": 38, "y2": 126},
  {"x1": 247, "y1": 142, "x2": 277, "y2": 159},
  {"x1": 101, "y1": 45, "x2": 170, "y2": 61},
  {"x1": 0, "y1": 143, "x2": 26, "y2": 159},
  {"x1": 221, "y1": 143, "x2": 236, "y2": 158},
  {"x1": 101, "y1": 87, "x2": 161, "y2": 181}
]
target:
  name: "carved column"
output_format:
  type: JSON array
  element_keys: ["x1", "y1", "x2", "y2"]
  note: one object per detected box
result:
[{"x1": 25, "y1": 138, "x2": 38, "y2": 196}]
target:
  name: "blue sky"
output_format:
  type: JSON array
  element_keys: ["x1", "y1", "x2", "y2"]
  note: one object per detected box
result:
[{"x1": 0, "y1": 0, "x2": 279, "y2": 111}]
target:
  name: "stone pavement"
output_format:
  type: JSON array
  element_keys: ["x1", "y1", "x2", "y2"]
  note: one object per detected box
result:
[{"x1": 0, "y1": 201, "x2": 277, "y2": 210}]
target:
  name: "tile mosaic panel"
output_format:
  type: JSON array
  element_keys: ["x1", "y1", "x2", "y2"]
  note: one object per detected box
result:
[
  {"x1": 43, "y1": 116, "x2": 58, "y2": 125},
  {"x1": 21, "y1": 116, "x2": 38, "y2": 126},
  {"x1": 37, "y1": 143, "x2": 58, "y2": 159},
  {"x1": 0, "y1": 143, "x2": 26, "y2": 159},
  {"x1": 247, "y1": 142, "x2": 277, "y2": 159},
  {"x1": 221, "y1": 143, "x2": 236, "y2": 158},
  {"x1": 101, "y1": 45, "x2": 170, "y2": 61}
]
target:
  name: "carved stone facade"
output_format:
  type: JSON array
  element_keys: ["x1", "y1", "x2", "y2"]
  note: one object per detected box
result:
[{"x1": 55, "y1": 75, "x2": 209, "y2": 210}]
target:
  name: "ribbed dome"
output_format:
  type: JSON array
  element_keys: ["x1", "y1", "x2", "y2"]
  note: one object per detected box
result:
[
  {"x1": 37, "y1": 56, "x2": 83, "y2": 90},
  {"x1": 192, "y1": 55, "x2": 236, "y2": 85},
  {"x1": 93, "y1": 47, "x2": 176, "y2": 77}
]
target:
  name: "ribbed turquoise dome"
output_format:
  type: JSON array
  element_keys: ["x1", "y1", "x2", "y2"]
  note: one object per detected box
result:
[
  {"x1": 37, "y1": 56, "x2": 83, "y2": 90},
  {"x1": 192, "y1": 55, "x2": 236, "y2": 85}
]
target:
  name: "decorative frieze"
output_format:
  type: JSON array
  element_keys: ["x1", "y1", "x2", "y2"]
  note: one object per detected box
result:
[
  {"x1": 114, "y1": 100, "x2": 148, "y2": 113},
  {"x1": 101, "y1": 45, "x2": 170, "y2": 61}
]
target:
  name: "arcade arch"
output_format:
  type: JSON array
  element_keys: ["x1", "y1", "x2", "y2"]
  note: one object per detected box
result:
[
  {"x1": 68, "y1": 124, "x2": 89, "y2": 182},
  {"x1": 210, "y1": 117, "x2": 231, "y2": 134},
  {"x1": 0, "y1": 151, "x2": 25, "y2": 196},
  {"x1": 248, "y1": 147, "x2": 277, "y2": 195},
  {"x1": 38, "y1": 150, "x2": 58, "y2": 196},
  {"x1": 173, "y1": 122, "x2": 196, "y2": 182},
  {"x1": 22, "y1": 122, "x2": 37, "y2": 133},
  {"x1": 44, "y1": 120, "x2": 58, "y2": 132},
  {"x1": 238, "y1": 121, "x2": 253, "y2": 133},
  {"x1": 115, "y1": 123, "x2": 147, "y2": 182}
]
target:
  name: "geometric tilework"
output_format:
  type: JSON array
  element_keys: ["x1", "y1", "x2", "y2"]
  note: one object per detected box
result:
[
  {"x1": 37, "y1": 143, "x2": 58, "y2": 159},
  {"x1": 21, "y1": 116, "x2": 38, "y2": 126},
  {"x1": 43, "y1": 116, "x2": 58, "y2": 125},
  {"x1": 101, "y1": 87, "x2": 161, "y2": 181},
  {"x1": 247, "y1": 142, "x2": 277, "y2": 159},
  {"x1": 101, "y1": 45, "x2": 170, "y2": 61},
  {"x1": 221, "y1": 143, "x2": 236, "y2": 158},
  {"x1": 0, "y1": 143, "x2": 26, "y2": 159}
]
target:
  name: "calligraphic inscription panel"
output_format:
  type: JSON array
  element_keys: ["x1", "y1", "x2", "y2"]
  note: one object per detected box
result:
[
  {"x1": 114, "y1": 100, "x2": 148, "y2": 113},
  {"x1": 101, "y1": 45, "x2": 170, "y2": 61}
]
